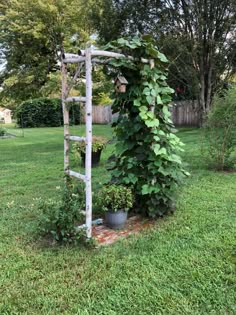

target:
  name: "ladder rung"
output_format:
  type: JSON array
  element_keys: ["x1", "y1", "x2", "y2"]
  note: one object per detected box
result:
[
  {"x1": 63, "y1": 56, "x2": 86, "y2": 63},
  {"x1": 65, "y1": 136, "x2": 85, "y2": 142},
  {"x1": 65, "y1": 170, "x2": 86, "y2": 182},
  {"x1": 64, "y1": 53, "x2": 80, "y2": 58},
  {"x1": 65, "y1": 96, "x2": 86, "y2": 103}
]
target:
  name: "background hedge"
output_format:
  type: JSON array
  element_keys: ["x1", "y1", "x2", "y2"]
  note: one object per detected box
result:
[{"x1": 15, "y1": 98, "x2": 81, "y2": 128}]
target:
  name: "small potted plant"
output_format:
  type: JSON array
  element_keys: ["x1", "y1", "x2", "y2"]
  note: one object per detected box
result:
[
  {"x1": 73, "y1": 136, "x2": 107, "y2": 167},
  {"x1": 97, "y1": 185, "x2": 133, "y2": 229}
]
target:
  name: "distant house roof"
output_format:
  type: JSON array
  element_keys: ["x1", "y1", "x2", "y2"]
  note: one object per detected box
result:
[{"x1": 0, "y1": 107, "x2": 12, "y2": 112}]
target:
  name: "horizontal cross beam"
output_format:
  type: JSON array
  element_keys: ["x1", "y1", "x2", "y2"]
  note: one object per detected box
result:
[
  {"x1": 65, "y1": 135, "x2": 86, "y2": 142},
  {"x1": 62, "y1": 50, "x2": 150, "y2": 64},
  {"x1": 65, "y1": 170, "x2": 86, "y2": 182},
  {"x1": 65, "y1": 96, "x2": 86, "y2": 103}
]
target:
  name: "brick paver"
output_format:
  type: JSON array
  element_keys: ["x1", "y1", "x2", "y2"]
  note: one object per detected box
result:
[{"x1": 92, "y1": 215, "x2": 154, "y2": 246}]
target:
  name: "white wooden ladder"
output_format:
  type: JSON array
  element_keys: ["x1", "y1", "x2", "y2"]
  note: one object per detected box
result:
[{"x1": 61, "y1": 47, "x2": 93, "y2": 238}]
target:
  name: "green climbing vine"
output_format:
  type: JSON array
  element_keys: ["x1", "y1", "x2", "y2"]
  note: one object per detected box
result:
[{"x1": 106, "y1": 35, "x2": 189, "y2": 217}]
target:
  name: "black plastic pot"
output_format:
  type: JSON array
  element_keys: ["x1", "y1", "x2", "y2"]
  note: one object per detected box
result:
[
  {"x1": 81, "y1": 149, "x2": 102, "y2": 167},
  {"x1": 105, "y1": 209, "x2": 128, "y2": 230}
]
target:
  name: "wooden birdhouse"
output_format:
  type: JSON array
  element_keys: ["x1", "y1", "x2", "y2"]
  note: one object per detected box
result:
[{"x1": 115, "y1": 75, "x2": 128, "y2": 93}]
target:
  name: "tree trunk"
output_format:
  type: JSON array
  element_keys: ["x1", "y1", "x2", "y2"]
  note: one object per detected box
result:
[
  {"x1": 198, "y1": 55, "x2": 213, "y2": 126},
  {"x1": 206, "y1": 64, "x2": 213, "y2": 113},
  {"x1": 198, "y1": 58, "x2": 206, "y2": 126}
]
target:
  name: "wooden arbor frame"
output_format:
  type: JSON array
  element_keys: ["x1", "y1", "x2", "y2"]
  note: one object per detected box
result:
[{"x1": 61, "y1": 46, "x2": 150, "y2": 239}]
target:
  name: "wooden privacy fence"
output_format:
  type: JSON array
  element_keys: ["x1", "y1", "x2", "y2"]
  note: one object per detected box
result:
[
  {"x1": 81, "y1": 105, "x2": 112, "y2": 124},
  {"x1": 81, "y1": 100, "x2": 200, "y2": 126},
  {"x1": 170, "y1": 100, "x2": 200, "y2": 126}
]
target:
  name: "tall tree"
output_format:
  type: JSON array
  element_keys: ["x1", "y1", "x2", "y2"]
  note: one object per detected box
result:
[
  {"x1": 91, "y1": 0, "x2": 163, "y2": 43},
  {"x1": 165, "y1": 0, "x2": 236, "y2": 116},
  {"x1": 0, "y1": 0, "x2": 93, "y2": 105},
  {"x1": 93, "y1": 0, "x2": 236, "y2": 120}
]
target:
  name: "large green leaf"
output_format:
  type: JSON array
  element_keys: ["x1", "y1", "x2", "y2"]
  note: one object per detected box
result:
[
  {"x1": 163, "y1": 106, "x2": 171, "y2": 118},
  {"x1": 134, "y1": 99, "x2": 141, "y2": 106},
  {"x1": 154, "y1": 147, "x2": 167, "y2": 156},
  {"x1": 157, "y1": 52, "x2": 168, "y2": 63},
  {"x1": 146, "y1": 95, "x2": 154, "y2": 105},
  {"x1": 146, "y1": 119, "x2": 159, "y2": 128},
  {"x1": 156, "y1": 95, "x2": 163, "y2": 104}
]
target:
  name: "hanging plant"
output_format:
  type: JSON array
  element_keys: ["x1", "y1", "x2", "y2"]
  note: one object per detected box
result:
[
  {"x1": 106, "y1": 35, "x2": 189, "y2": 217},
  {"x1": 72, "y1": 136, "x2": 108, "y2": 167}
]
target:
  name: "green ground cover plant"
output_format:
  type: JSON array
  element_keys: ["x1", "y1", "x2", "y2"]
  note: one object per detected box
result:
[
  {"x1": 0, "y1": 125, "x2": 235, "y2": 314},
  {"x1": 38, "y1": 176, "x2": 84, "y2": 244}
]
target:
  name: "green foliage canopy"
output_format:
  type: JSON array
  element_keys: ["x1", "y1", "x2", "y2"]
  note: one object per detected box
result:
[
  {"x1": 93, "y1": 0, "x2": 236, "y2": 118},
  {"x1": 0, "y1": 0, "x2": 94, "y2": 105}
]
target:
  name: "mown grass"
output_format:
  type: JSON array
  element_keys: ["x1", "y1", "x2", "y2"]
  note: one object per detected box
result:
[{"x1": 0, "y1": 125, "x2": 235, "y2": 314}]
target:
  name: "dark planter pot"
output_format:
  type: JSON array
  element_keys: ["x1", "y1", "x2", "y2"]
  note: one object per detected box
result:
[
  {"x1": 105, "y1": 209, "x2": 128, "y2": 230},
  {"x1": 81, "y1": 149, "x2": 102, "y2": 167}
]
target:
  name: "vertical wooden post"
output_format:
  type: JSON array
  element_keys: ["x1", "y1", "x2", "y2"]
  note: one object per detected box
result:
[
  {"x1": 61, "y1": 53, "x2": 70, "y2": 172},
  {"x1": 85, "y1": 46, "x2": 92, "y2": 238}
]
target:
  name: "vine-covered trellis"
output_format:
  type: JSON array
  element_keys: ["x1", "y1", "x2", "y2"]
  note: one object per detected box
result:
[
  {"x1": 61, "y1": 36, "x2": 188, "y2": 239},
  {"x1": 107, "y1": 36, "x2": 188, "y2": 217},
  {"x1": 61, "y1": 44, "x2": 153, "y2": 239}
]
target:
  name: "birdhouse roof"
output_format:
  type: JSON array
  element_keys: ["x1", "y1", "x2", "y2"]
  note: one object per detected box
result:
[{"x1": 115, "y1": 76, "x2": 128, "y2": 85}]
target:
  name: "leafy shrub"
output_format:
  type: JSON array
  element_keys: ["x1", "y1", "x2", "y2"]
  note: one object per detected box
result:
[
  {"x1": 93, "y1": 92, "x2": 112, "y2": 106},
  {"x1": 39, "y1": 178, "x2": 84, "y2": 244},
  {"x1": 97, "y1": 185, "x2": 133, "y2": 212},
  {"x1": 203, "y1": 87, "x2": 236, "y2": 170},
  {"x1": 0, "y1": 127, "x2": 7, "y2": 136},
  {"x1": 15, "y1": 97, "x2": 81, "y2": 128},
  {"x1": 107, "y1": 36, "x2": 189, "y2": 217}
]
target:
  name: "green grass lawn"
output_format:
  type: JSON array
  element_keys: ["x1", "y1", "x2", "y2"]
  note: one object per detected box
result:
[{"x1": 0, "y1": 125, "x2": 235, "y2": 314}]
